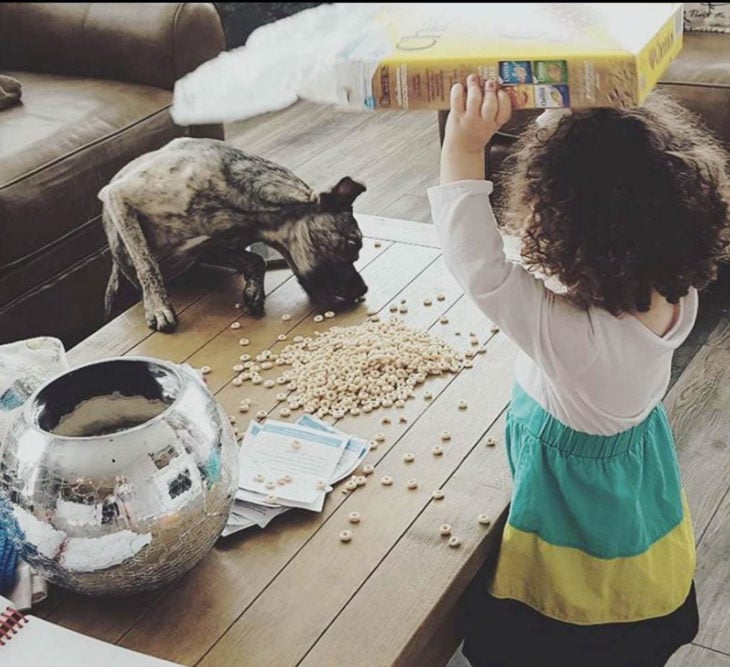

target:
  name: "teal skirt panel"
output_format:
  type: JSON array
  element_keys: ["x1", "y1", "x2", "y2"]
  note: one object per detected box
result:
[{"x1": 505, "y1": 384, "x2": 684, "y2": 559}]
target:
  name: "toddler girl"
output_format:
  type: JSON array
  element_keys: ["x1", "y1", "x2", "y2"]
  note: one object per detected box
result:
[{"x1": 428, "y1": 76, "x2": 729, "y2": 667}]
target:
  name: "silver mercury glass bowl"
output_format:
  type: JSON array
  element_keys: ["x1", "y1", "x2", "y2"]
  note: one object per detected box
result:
[{"x1": 0, "y1": 357, "x2": 239, "y2": 596}]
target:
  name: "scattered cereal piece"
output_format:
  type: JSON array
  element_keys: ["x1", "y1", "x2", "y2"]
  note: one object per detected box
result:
[
  {"x1": 407, "y1": 479, "x2": 418, "y2": 490},
  {"x1": 478, "y1": 514, "x2": 492, "y2": 526},
  {"x1": 381, "y1": 475, "x2": 394, "y2": 486},
  {"x1": 348, "y1": 511, "x2": 361, "y2": 524},
  {"x1": 399, "y1": 416, "x2": 407, "y2": 424},
  {"x1": 239, "y1": 338, "x2": 250, "y2": 346},
  {"x1": 234, "y1": 302, "x2": 242, "y2": 309},
  {"x1": 316, "y1": 480, "x2": 326, "y2": 490},
  {"x1": 263, "y1": 379, "x2": 275, "y2": 389},
  {"x1": 490, "y1": 324, "x2": 500, "y2": 333},
  {"x1": 423, "y1": 298, "x2": 433, "y2": 306},
  {"x1": 345, "y1": 480, "x2": 358, "y2": 491},
  {"x1": 432, "y1": 445, "x2": 444, "y2": 456},
  {"x1": 283, "y1": 475, "x2": 293, "y2": 483},
  {"x1": 432, "y1": 490, "x2": 445, "y2": 500},
  {"x1": 265, "y1": 495, "x2": 278, "y2": 504},
  {"x1": 313, "y1": 314, "x2": 324, "y2": 323},
  {"x1": 448, "y1": 536, "x2": 461, "y2": 548},
  {"x1": 350, "y1": 407, "x2": 361, "y2": 416},
  {"x1": 368, "y1": 440, "x2": 378, "y2": 450},
  {"x1": 362, "y1": 464, "x2": 375, "y2": 476},
  {"x1": 239, "y1": 404, "x2": 250, "y2": 413},
  {"x1": 200, "y1": 365, "x2": 212, "y2": 375},
  {"x1": 282, "y1": 313, "x2": 292, "y2": 321},
  {"x1": 436, "y1": 293, "x2": 446, "y2": 301},
  {"x1": 463, "y1": 360, "x2": 474, "y2": 369},
  {"x1": 233, "y1": 364, "x2": 245, "y2": 373},
  {"x1": 291, "y1": 440, "x2": 301, "y2": 450},
  {"x1": 256, "y1": 410, "x2": 268, "y2": 420},
  {"x1": 324, "y1": 311, "x2": 335, "y2": 319},
  {"x1": 440, "y1": 431, "x2": 452, "y2": 441},
  {"x1": 458, "y1": 400, "x2": 468, "y2": 410},
  {"x1": 230, "y1": 322, "x2": 242, "y2": 330},
  {"x1": 374, "y1": 241, "x2": 382, "y2": 248},
  {"x1": 439, "y1": 524, "x2": 452, "y2": 536},
  {"x1": 485, "y1": 436, "x2": 497, "y2": 447},
  {"x1": 280, "y1": 407, "x2": 291, "y2": 417},
  {"x1": 389, "y1": 304, "x2": 398, "y2": 313},
  {"x1": 232, "y1": 377, "x2": 243, "y2": 387},
  {"x1": 355, "y1": 475, "x2": 367, "y2": 487},
  {"x1": 403, "y1": 452, "x2": 415, "y2": 463},
  {"x1": 398, "y1": 304, "x2": 408, "y2": 314},
  {"x1": 265, "y1": 481, "x2": 276, "y2": 490},
  {"x1": 440, "y1": 316, "x2": 449, "y2": 325},
  {"x1": 277, "y1": 334, "x2": 287, "y2": 341},
  {"x1": 374, "y1": 433, "x2": 386, "y2": 442},
  {"x1": 229, "y1": 415, "x2": 237, "y2": 424},
  {"x1": 424, "y1": 391, "x2": 433, "y2": 401},
  {"x1": 254, "y1": 474, "x2": 264, "y2": 483},
  {"x1": 395, "y1": 399, "x2": 405, "y2": 408}
]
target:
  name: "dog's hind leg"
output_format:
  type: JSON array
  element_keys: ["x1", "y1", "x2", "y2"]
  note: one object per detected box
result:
[
  {"x1": 104, "y1": 261, "x2": 121, "y2": 320},
  {"x1": 104, "y1": 190, "x2": 177, "y2": 332},
  {"x1": 201, "y1": 247, "x2": 266, "y2": 317}
]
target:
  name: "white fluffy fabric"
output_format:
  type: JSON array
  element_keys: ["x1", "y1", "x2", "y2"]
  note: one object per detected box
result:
[{"x1": 170, "y1": 3, "x2": 383, "y2": 125}]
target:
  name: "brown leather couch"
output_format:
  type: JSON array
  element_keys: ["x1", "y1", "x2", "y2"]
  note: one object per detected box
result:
[
  {"x1": 0, "y1": 3, "x2": 225, "y2": 348},
  {"x1": 438, "y1": 32, "x2": 730, "y2": 203}
]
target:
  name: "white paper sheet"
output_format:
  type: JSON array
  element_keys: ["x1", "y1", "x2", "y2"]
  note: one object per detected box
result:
[{"x1": 237, "y1": 419, "x2": 347, "y2": 505}]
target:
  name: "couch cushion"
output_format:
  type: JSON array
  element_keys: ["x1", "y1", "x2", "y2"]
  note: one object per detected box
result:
[
  {"x1": 659, "y1": 32, "x2": 730, "y2": 143},
  {"x1": 0, "y1": 71, "x2": 176, "y2": 272}
]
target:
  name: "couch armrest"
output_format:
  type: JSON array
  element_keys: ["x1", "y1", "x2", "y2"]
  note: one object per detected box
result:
[{"x1": 0, "y1": 3, "x2": 225, "y2": 91}]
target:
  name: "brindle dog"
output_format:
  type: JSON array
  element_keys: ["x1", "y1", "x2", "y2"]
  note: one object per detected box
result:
[{"x1": 99, "y1": 138, "x2": 368, "y2": 332}]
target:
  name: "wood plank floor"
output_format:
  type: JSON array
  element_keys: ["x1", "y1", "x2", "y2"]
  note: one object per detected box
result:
[{"x1": 223, "y1": 104, "x2": 730, "y2": 666}]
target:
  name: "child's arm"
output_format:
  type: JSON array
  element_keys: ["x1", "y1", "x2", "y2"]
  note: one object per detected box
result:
[
  {"x1": 430, "y1": 76, "x2": 596, "y2": 379},
  {"x1": 439, "y1": 76, "x2": 510, "y2": 184}
]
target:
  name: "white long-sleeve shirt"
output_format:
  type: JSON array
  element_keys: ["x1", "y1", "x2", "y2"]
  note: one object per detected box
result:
[{"x1": 428, "y1": 180, "x2": 698, "y2": 436}]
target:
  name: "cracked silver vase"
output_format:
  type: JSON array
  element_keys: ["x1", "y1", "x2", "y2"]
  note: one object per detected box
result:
[{"x1": 0, "y1": 356, "x2": 239, "y2": 596}]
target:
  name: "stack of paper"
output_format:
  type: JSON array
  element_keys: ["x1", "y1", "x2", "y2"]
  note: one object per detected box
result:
[{"x1": 222, "y1": 415, "x2": 369, "y2": 537}]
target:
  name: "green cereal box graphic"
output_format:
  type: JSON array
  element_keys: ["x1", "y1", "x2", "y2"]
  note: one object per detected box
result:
[{"x1": 533, "y1": 60, "x2": 568, "y2": 84}]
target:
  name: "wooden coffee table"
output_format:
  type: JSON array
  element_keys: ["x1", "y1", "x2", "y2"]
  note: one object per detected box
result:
[{"x1": 36, "y1": 215, "x2": 518, "y2": 666}]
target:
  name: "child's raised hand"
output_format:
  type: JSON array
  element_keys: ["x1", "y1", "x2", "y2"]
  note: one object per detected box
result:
[{"x1": 444, "y1": 75, "x2": 512, "y2": 155}]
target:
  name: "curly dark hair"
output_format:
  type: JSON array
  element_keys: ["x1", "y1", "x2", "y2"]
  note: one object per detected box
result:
[{"x1": 500, "y1": 93, "x2": 730, "y2": 315}]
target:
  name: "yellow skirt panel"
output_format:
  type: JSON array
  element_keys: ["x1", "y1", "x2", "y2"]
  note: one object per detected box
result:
[{"x1": 489, "y1": 499, "x2": 696, "y2": 625}]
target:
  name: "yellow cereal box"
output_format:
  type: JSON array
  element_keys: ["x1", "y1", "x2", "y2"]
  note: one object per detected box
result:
[{"x1": 336, "y1": 3, "x2": 684, "y2": 110}]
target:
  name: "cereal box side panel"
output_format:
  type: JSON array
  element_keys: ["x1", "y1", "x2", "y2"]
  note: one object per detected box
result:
[{"x1": 635, "y1": 5, "x2": 685, "y2": 104}]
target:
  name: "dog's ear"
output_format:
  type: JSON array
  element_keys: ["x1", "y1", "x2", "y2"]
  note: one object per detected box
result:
[{"x1": 318, "y1": 177, "x2": 366, "y2": 212}]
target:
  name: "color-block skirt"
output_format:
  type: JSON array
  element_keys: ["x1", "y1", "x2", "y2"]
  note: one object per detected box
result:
[{"x1": 463, "y1": 385, "x2": 699, "y2": 667}]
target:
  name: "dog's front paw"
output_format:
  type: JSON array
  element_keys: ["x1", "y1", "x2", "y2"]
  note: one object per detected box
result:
[
  {"x1": 145, "y1": 302, "x2": 177, "y2": 332},
  {"x1": 242, "y1": 284, "x2": 265, "y2": 318}
]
